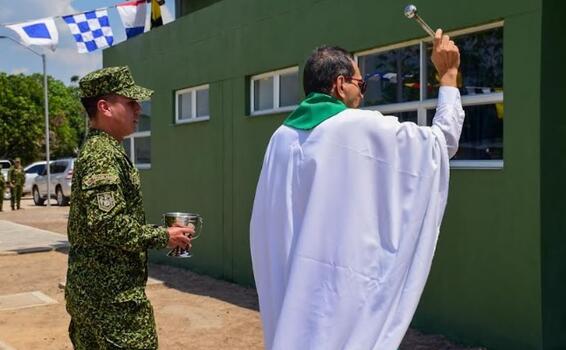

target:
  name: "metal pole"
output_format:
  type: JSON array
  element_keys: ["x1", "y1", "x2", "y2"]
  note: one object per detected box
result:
[
  {"x1": 0, "y1": 36, "x2": 51, "y2": 206},
  {"x1": 43, "y1": 54, "x2": 51, "y2": 207}
]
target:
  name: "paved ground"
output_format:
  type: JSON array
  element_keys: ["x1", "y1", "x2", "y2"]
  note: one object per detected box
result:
[
  {"x1": 0, "y1": 220, "x2": 68, "y2": 255},
  {"x1": 0, "y1": 198, "x2": 486, "y2": 349}
]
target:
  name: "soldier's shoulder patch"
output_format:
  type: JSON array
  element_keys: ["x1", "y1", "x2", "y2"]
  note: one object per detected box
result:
[
  {"x1": 82, "y1": 173, "x2": 119, "y2": 189},
  {"x1": 97, "y1": 192, "x2": 116, "y2": 212}
]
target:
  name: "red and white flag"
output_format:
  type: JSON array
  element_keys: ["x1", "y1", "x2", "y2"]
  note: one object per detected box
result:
[{"x1": 117, "y1": 0, "x2": 147, "y2": 38}]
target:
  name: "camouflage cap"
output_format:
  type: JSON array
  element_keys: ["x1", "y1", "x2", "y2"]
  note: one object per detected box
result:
[{"x1": 79, "y1": 66, "x2": 153, "y2": 101}]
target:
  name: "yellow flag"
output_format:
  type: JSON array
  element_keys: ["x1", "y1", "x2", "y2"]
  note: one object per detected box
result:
[{"x1": 151, "y1": 0, "x2": 164, "y2": 28}]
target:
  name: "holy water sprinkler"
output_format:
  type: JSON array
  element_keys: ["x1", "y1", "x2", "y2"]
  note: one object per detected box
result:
[{"x1": 404, "y1": 4, "x2": 436, "y2": 38}]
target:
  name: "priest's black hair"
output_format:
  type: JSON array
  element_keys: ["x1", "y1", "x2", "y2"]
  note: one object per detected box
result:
[{"x1": 303, "y1": 46, "x2": 355, "y2": 95}]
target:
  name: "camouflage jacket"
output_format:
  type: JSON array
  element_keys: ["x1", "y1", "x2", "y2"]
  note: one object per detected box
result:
[
  {"x1": 0, "y1": 173, "x2": 4, "y2": 189},
  {"x1": 8, "y1": 166, "x2": 25, "y2": 187},
  {"x1": 65, "y1": 129, "x2": 168, "y2": 315}
]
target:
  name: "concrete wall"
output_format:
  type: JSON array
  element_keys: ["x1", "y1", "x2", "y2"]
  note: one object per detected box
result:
[{"x1": 104, "y1": 0, "x2": 547, "y2": 348}]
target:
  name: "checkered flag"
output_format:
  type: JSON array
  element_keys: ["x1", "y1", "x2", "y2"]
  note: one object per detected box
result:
[{"x1": 63, "y1": 9, "x2": 114, "y2": 54}]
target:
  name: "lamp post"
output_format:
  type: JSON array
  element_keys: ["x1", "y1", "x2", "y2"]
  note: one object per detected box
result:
[{"x1": 0, "y1": 35, "x2": 51, "y2": 207}]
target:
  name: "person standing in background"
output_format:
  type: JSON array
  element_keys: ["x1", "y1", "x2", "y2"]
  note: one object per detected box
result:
[{"x1": 8, "y1": 158, "x2": 25, "y2": 210}]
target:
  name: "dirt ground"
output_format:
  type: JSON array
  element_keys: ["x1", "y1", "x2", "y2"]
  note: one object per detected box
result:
[{"x1": 0, "y1": 198, "x2": 485, "y2": 350}]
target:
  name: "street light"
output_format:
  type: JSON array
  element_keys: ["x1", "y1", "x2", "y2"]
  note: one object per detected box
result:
[{"x1": 0, "y1": 35, "x2": 52, "y2": 207}]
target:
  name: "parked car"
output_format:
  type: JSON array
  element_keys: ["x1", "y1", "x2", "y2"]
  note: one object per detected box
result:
[
  {"x1": 1, "y1": 160, "x2": 12, "y2": 200},
  {"x1": 23, "y1": 161, "x2": 48, "y2": 195},
  {"x1": 32, "y1": 158, "x2": 75, "y2": 206}
]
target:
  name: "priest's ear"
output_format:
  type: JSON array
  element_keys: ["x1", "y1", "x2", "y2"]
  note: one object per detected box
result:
[{"x1": 333, "y1": 75, "x2": 348, "y2": 100}]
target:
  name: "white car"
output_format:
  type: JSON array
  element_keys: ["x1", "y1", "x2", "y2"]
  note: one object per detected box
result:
[
  {"x1": 23, "y1": 161, "x2": 48, "y2": 195},
  {"x1": 33, "y1": 158, "x2": 75, "y2": 206},
  {"x1": 1, "y1": 160, "x2": 12, "y2": 200}
]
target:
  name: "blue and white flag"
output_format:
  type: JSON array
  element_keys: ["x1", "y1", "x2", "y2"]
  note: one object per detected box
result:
[
  {"x1": 117, "y1": 0, "x2": 147, "y2": 39},
  {"x1": 6, "y1": 17, "x2": 59, "y2": 51},
  {"x1": 63, "y1": 9, "x2": 114, "y2": 54}
]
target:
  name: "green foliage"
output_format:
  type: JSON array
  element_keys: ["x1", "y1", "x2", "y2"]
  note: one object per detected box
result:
[{"x1": 0, "y1": 72, "x2": 86, "y2": 164}]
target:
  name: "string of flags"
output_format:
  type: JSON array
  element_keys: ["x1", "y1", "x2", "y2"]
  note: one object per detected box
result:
[{"x1": 1, "y1": 0, "x2": 168, "y2": 54}]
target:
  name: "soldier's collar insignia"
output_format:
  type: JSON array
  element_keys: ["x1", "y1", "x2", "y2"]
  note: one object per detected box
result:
[{"x1": 97, "y1": 192, "x2": 116, "y2": 212}]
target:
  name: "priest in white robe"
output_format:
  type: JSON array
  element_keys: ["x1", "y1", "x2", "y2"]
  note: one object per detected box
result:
[{"x1": 250, "y1": 29, "x2": 465, "y2": 350}]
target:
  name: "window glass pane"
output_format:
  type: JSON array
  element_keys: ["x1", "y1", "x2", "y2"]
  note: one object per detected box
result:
[
  {"x1": 26, "y1": 165, "x2": 41, "y2": 174},
  {"x1": 177, "y1": 92, "x2": 192, "y2": 120},
  {"x1": 279, "y1": 72, "x2": 299, "y2": 107},
  {"x1": 134, "y1": 136, "x2": 151, "y2": 164},
  {"x1": 51, "y1": 162, "x2": 66, "y2": 174},
  {"x1": 427, "y1": 103, "x2": 503, "y2": 160},
  {"x1": 358, "y1": 44, "x2": 420, "y2": 106},
  {"x1": 137, "y1": 101, "x2": 151, "y2": 132},
  {"x1": 388, "y1": 110, "x2": 418, "y2": 123},
  {"x1": 196, "y1": 88, "x2": 209, "y2": 117},
  {"x1": 254, "y1": 77, "x2": 274, "y2": 111},
  {"x1": 122, "y1": 138, "x2": 132, "y2": 159},
  {"x1": 427, "y1": 27, "x2": 503, "y2": 98}
]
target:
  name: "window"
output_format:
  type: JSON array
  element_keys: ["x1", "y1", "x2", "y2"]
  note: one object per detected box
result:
[
  {"x1": 0, "y1": 161, "x2": 11, "y2": 170},
  {"x1": 123, "y1": 100, "x2": 151, "y2": 169},
  {"x1": 250, "y1": 67, "x2": 300, "y2": 115},
  {"x1": 50, "y1": 161, "x2": 69, "y2": 174},
  {"x1": 26, "y1": 164, "x2": 45, "y2": 174},
  {"x1": 356, "y1": 23, "x2": 503, "y2": 168},
  {"x1": 175, "y1": 84, "x2": 210, "y2": 123}
]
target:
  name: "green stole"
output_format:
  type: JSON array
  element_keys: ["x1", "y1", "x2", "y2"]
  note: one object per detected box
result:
[{"x1": 283, "y1": 92, "x2": 347, "y2": 130}]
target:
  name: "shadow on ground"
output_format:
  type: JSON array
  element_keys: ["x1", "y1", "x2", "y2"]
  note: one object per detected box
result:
[{"x1": 148, "y1": 262, "x2": 259, "y2": 311}]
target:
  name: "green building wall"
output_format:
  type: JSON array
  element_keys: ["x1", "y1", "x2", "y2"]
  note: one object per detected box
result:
[{"x1": 103, "y1": 0, "x2": 565, "y2": 348}]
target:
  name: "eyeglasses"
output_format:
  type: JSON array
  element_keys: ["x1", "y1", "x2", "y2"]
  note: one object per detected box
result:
[{"x1": 347, "y1": 77, "x2": 367, "y2": 94}]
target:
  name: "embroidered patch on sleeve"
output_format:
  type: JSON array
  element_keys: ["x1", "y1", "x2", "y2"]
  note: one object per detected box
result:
[
  {"x1": 97, "y1": 192, "x2": 116, "y2": 212},
  {"x1": 83, "y1": 173, "x2": 120, "y2": 189}
]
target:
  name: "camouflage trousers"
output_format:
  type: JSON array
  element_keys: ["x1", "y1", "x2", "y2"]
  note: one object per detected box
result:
[
  {"x1": 10, "y1": 186, "x2": 22, "y2": 209},
  {"x1": 0, "y1": 188, "x2": 4, "y2": 211},
  {"x1": 68, "y1": 299, "x2": 159, "y2": 350}
]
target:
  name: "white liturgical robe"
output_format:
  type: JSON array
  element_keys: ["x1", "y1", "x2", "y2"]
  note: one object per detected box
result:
[{"x1": 250, "y1": 87, "x2": 465, "y2": 350}]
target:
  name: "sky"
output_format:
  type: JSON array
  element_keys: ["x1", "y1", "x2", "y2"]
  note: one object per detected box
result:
[{"x1": 0, "y1": 0, "x2": 175, "y2": 85}]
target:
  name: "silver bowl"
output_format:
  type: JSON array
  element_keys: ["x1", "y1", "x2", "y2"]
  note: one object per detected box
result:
[{"x1": 162, "y1": 212, "x2": 203, "y2": 258}]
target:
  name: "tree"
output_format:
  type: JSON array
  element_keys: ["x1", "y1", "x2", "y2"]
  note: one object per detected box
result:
[{"x1": 0, "y1": 73, "x2": 86, "y2": 164}]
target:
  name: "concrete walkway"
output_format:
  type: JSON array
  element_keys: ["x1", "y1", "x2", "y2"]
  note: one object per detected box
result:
[{"x1": 0, "y1": 220, "x2": 68, "y2": 255}]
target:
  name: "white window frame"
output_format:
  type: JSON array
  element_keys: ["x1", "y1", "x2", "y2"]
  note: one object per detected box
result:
[
  {"x1": 124, "y1": 131, "x2": 151, "y2": 170},
  {"x1": 175, "y1": 84, "x2": 210, "y2": 124},
  {"x1": 250, "y1": 66, "x2": 299, "y2": 116},
  {"x1": 355, "y1": 21, "x2": 504, "y2": 169}
]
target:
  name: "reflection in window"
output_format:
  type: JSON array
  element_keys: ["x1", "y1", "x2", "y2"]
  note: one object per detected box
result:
[
  {"x1": 357, "y1": 24, "x2": 504, "y2": 165},
  {"x1": 358, "y1": 45, "x2": 420, "y2": 107},
  {"x1": 196, "y1": 89, "x2": 209, "y2": 118},
  {"x1": 280, "y1": 72, "x2": 299, "y2": 107},
  {"x1": 427, "y1": 103, "x2": 503, "y2": 160},
  {"x1": 254, "y1": 77, "x2": 274, "y2": 111},
  {"x1": 427, "y1": 27, "x2": 503, "y2": 98},
  {"x1": 178, "y1": 93, "x2": 192, "y2": 120},
  {"x1": 251, "y1": 67, "x2": 300, "y2": 114},
  {"x1": 134, "y1": 136, "x2": 151, "y2": 165},
  {"x1": 175, "y1": 84, "x2": 210, "y2": 123}
]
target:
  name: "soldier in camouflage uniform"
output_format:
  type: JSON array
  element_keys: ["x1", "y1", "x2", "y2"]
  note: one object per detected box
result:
[
  {"x1": 0, "y1": 169, "x2": 5, "y2": 212},
  {"x1": 66, "y1": 66, "x2": 194, "y2": 350},
  {"x1": 8, "y1": 158, "x2": 25, "y2": 210}
]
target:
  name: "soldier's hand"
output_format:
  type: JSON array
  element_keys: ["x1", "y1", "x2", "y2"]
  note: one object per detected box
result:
[
  {"x1": 166, "y1": 225, "x2": 194, "y2": 249},
  {"x1": 431, "y1": 29, "x2": 460, "y2": 87}
]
